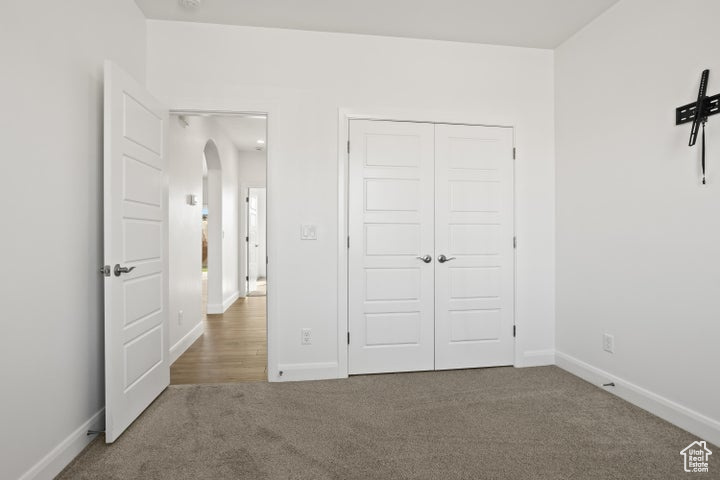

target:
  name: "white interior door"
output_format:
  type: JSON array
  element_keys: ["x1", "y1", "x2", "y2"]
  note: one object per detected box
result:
[
  {"x1": 103, "y1": 61, "x2": 169, "y2": 443},
  {"x1": 348, "y1": 120, "x2": 435, "y2": 374},
  {"x1": 434, "y1": 124, "x2": 515, "y2": 369},
  {"x1": 248, "y1": 191, "x2": 259, "y2": 292}
]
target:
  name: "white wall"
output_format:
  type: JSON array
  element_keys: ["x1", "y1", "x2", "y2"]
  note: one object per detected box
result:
[
  {"x1": 167, "y1": 115, "x2": 245, "y2": 355},
  {"x1": 147, "y1": 21, "x2": 556, "y2": 380},
  {"x1": 0, "y1": 2, "x2": 146, "y2": 479},
  {"x1": 556, "y1": 0, "x2": 720, "y2": 442},
  {"x1": 167, "y1": 115, "x2": 206, "y2": 354}
]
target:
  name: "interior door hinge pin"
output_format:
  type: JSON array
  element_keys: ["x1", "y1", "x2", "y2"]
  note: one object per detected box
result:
[
  {"x1": 347, "y1": 332, "x2": 350, "y2": 344},
  {"x1": 513, "y1": 147, "x2": 516, "y2": 160},
  {"x1": 513, "y1": 325, "x2": 516, "y2": 337},
  {"x1": 347, "y1": 140, "x2": 350, "y2": 154},
  {"x1": 513, "y1": 237, "x2": 517, "y2": 249}
]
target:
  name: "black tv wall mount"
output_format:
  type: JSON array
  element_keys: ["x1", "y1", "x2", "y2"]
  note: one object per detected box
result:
[{"x1": 676, "y1": 69, "x2": 719, "y2": 184}]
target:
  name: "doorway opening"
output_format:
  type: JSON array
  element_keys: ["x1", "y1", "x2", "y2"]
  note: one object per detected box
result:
[
  {"x1": 247, "y1": 187, "x2": 267, "y2": 297},
  {"x1": 167, "y1": 112, "x2": 268, "y2": 384},
  {"x1": 203, "y1": 139, "x2": 223, "y2": 315}
]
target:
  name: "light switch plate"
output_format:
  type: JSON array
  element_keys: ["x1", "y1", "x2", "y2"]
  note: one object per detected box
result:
[{"x1": 301, "y1": 224, "x2": 317, "y2": 240}]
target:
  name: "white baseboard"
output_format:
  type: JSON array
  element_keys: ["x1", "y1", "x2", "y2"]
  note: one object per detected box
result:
[
  {"x1": 207, "y1": 291, "x2": 240, "y2": 314},
  {"x1": 222, "y1": 291, "x2": 240, "y2": 311},
  {"x1": 275, "y1": 362, "x2": 340, "y2": 382},
  {"x1": 19, "y1": 408, "x2": 104, "y2": 480},
  {"x1": 516, "y1": 349, "x2": 556, "y2": 368},
  {"x1": 169, "y1": 321, "x2": 204, "y2": 364},
  {"x1": 556, "y1": 351, "x2": 720, "y2": 446},
  {"x1": 206, "y1": 303, "x2": 222, "y2": 314}
]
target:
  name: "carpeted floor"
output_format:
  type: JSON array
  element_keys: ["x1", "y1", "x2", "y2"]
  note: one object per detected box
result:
[{"x1": 58, "y1": 366, "x2": 716, "y2": 479}]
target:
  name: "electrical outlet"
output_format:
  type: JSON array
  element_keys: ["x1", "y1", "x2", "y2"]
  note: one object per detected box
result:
[
  {"x1": 178, "y1": 310, "x2": 184, "y2": 325},
  {"x1": 603, "y1": 333, "x2": 614, "y2": 353},
  {"x1": 301, "y1": 328, "x2": 312, "y2": 345}
]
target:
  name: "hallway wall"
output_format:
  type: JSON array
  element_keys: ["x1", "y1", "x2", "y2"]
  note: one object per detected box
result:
[{"x1": 167, "y1": 115, "x2": 245, "y2": 360}]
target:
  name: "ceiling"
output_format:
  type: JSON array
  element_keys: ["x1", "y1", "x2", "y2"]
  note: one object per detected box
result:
[
  {"x1": 135, "y1": 0, "x2": 619, "y2": 49},
  {"x1": 213, "y1": 115, "x2": 267, "y2": 153}
]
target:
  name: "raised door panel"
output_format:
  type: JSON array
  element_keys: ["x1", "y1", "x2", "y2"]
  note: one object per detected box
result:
[
  {"x1": 434, "y1": 124, "x2": 514, "y2": 370},
  {"x1": 104, "y1": 61, "x2": 169, "y2": 443},
  {"x1": 348, "y1": 120, "x2": 435, "y2": 374}
]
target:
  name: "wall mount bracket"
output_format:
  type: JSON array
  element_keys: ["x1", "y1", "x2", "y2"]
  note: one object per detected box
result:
[
  {"x1": 675, "y1": 93, "x2": 720, "y2": 126},
  {"x1": 675, "y1": 69, "x2": 718, "y2": 184}
]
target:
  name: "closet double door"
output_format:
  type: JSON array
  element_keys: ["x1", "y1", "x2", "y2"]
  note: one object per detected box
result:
[{"x1": 348, "y1": 120, "x2": 514, "y2": 375}]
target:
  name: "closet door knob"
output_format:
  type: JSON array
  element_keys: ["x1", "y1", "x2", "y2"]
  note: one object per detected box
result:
[
  {"x1": 416, "y1": 255, "x2": 432, "y2": 263},
  {"x1": 437, "y1": 255, "x2": 456, "y2": 263}
]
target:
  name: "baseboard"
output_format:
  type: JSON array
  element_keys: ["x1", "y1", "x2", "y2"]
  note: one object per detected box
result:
[
  {"x1": 516, "y1": 349, "x2": 556, "y2": 368},
  {"x1": 206, "y1": 303, "x2": 223, "y2": 314},
  {"x1": 169, "y1": 321, "x2": 204, "y2": 364},
  {"x1": 275, "y1": 362, "x2": 340, "y2": 382},
  {"x1": 556, "y1": 351, "x2": 720, "y2": 446},
  {"x1": 18, "y1": 408, "x2": 104, "y2": 480},
  {"x1": 207, "y1": 291, "x2": 240, "y2": 314},
  {"x1": 222, "y1": 291, "x2": 240, "y2": 311}
]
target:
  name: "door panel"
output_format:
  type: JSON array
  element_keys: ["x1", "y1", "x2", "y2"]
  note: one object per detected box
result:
[
  {"x1": 104, "y1": 61, "x2": 169, "y2": 443},
  {"x1": 348, "y1": 120, "x2": 435, "y2": 374},
  {"x1": 248, "y1": 192, "x2": 259, "y2": 292},
  {"x1": 434, "y1": 124, "x2": 514, "y2": 370}
]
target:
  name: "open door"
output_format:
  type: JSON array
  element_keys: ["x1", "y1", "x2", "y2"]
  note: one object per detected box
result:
[
  {"x1": 103, "y1": 61, "x2": 169, "y2": 443},
  {"x1": 247, "y1": 191, "x2": 259, "y2": 293}
]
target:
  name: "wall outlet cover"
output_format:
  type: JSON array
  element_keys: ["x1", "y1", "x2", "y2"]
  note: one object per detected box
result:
[
  {"x1": 603, "y1": 333, "x2": 614, "y2": 353},
  {"x1": 301, "y1": 224, "x2": 317, "y2": 240},
  {"x1": 301, "y1": 328, "x2": 312, "y2": 345}
]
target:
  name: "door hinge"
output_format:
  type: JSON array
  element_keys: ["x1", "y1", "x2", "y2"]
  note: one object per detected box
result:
[
  {"x1": 513, "y1": 325, "x2": 516, "y2": 337},
  {"x1": 347, "y1": 332, "x2": 350, "y2": 344},
  {"x1": 513, "y1": 236, "x2": 517, "y2": 249},
  {"x1": 246, "y1": 236, "x2": 249, "y2": 242},
  {"x1": 347, "y1": 236, "x2": 350, "y2": 249},
  {"x1": 246, "y1": 197, "x2": 249, "y2": 203},
  {"x1": 246, "y1": 276, "x2": 249, "y2": 281},
  {"x1": 513, "y1": 147, "x2": 516, "y2": 160},
  {"x1": 347, "y1": 140, "x2": 350, "y2": 154}
]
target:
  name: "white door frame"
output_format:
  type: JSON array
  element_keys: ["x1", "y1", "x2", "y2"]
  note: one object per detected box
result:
[
  {"x1": 170, "y1": 107, "x2": 275, "y2": 381},
  {"x1": 337, "y1": 108, "x2": 518, "y2": 378}
]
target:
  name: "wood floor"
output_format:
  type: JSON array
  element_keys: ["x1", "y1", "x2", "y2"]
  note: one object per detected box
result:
[{"x1": 170, "y1": 277, "x2": 267, "y2": 384}]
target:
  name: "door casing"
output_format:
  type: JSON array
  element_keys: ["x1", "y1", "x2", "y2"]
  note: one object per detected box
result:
[
  {"x1": 171, "y1": 109, "x2": 273, "y2": 380},
  {"x1": 338, "y1": 109, "x2": 518, "y2": 378}
]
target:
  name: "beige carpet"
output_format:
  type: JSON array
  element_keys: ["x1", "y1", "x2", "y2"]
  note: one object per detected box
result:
[{"x1": 58, "y1": 367, "x2": 716, "y2": 479}]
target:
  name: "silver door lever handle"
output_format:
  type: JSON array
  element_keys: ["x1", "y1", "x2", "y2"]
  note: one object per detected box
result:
[
  {"x1": 114, "y1": 264, "x2": 136, "y2": 277},
  {"x1": 416, "y1": 255, "x2": 432, "y2": 263},
  {"x1": 437, "y1": 255, "x2": 456, "y2": 263}
]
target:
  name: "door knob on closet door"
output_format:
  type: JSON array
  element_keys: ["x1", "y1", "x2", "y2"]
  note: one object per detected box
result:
[
  {"x1": 437, "y1": 255, "x2": 456, "y2": 263},
  {"x1": 416, "y1": 255, "x2": 432, "y2": 263}
]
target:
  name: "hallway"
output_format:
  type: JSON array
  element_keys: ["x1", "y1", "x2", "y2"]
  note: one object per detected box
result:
[{"x1": 170, "y1": 277, "x2": 267, "y2": 384}]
